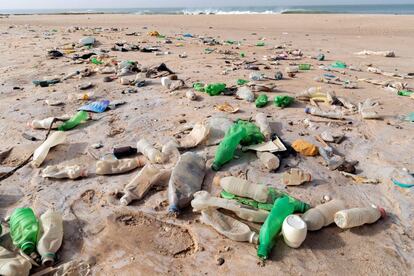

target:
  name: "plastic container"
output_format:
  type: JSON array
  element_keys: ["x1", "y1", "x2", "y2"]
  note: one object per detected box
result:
[
  {"x1": 282, "y1": 214, "x2": 307, "y2": 248},
  {"x1": 136, "y1": 138, "x2": 164, "y2": 164},
  {"x1": 255, "y1": 113, "x2": 271, "y2": 140},
  {"x1": 42, "y1": 165, "x2": 87, "y2": 179},
  {"x1": 0, "y1": 246, "x2": 31, "y2": 276},
  {"x1": 58, "y1": 111, "x2": 89, "y2": 131},
  {"x1": 334, "y1": 206, "x2": 385, "y2": 229},
  {"x1": 255, "y1": 94, "x2": 268, "y2": 108},
  {"x1": 9, "y1": 208, "x2": 39, "y2": 254},
  {"x1": 37, "y1": 210, "x2": 63, "y2": 265},
  {"x1": 302, "y1": 199, "x2": 346, "y2": 231},
  {"x1": 32, "y1": 131, "x2": 66, "y2": 167},
  {"x1": 121, "y1": 164, "x2": 171, "y2": 205},
  {"x1": 282, "y1": 168, "x2": 312, "y2": 186},
  {"x1": 200, "y1": 208, "x2": 258, "y2": 244},
  {"x1": 192, "y1": 191, "x2": 269, "y2": 223},
  {"x1": 220, "y1": 176, "x2": 268, "y2": 203},
  {"x1": 257, "y1": 197, "x2": 296, "y2": 259},
  {"x1": 96, "y1": 157, "x2": 146, "y2": 175},
  {"x1": 168, "y1": 152, "x2": 206, "y2": 214},
  {"x1": 257, "y1": 152, "x2": 280, "y2": 171},
  {"x1": 305, "y1": 107, "x2": 344, "y2": 120}
]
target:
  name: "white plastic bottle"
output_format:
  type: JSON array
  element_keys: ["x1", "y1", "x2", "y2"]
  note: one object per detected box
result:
[
  {"x1": 257, "y1": 152, "x2": 280, "y2": 171},
  {"x1": 37, "y1": 210, "x2": 64, "y2": 265},
  {"x1": 136, "y1": 138, "x2": 164, "y2": 164},
  {"x1": 302, "y1": 199, "x2": 346, "y2": 231},
  {"x1": 305, "y1": 107, "x2": 344, "y2": 120},
  {"x1": 0, "y1": 246, "x2": 31, "y2": 276},
  {"x1": 120, "y1": 164, "x2": 171, "y2": 206},
  {"x1": 42, "y1": 165, "x2": 87, "y2": 179},
  {"x1": 255, "y1": 113, "x2": 271, "y2": 140},
  {"x1": 29, "y1": 117, "x2": 56, "y2": 129},
  {"x1": 282, "y1": 214, "x2": 307, "y2": 248},
  {"x1": 191, "y1": 191, "x2": 269, "y2": 223},
  {"x1": 32, "y1": 131, "x2": 67, "y2": 168},
  {"x1": 220, "y1": 176, "x2": 268, "y2": 203},
  {"x1": 334, "y1": 206, "x2": 385, "y2": 229},
  {"x1": 95, "y1": 157, "x2": 146, "y2": 175},
  {"x1": 200, "y1": 208, "x2": 258, "y2": 244}
]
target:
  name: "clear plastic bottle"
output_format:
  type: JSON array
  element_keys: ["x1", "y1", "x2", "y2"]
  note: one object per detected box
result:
[
  {"x1": 168, "y1": 152, "x2": 206, "y2": 214},
  {"x1": 32, "y1": 131, "x2": 67, "y2": 168},
  {"x1": 282, "y1": 168, "x2": 312, "y2": 186},
  {"x1": 42, "y1": 165, "x2": 87, "y2": 179},
  {"x1": 29, "y1": 117, "x2": 56, "y2": 129},
  {"x1": 302, "y1": 199, "x2": 346, "y2": 231},
  {"x1": 285, "y1": 66, "x2": 299, "y2": 73},
  {"x1": 120, "y1": 164, "x2": 171, "y2": 206},
  {"x1": 334, "y1": 206, "x2": 385, "y2": 229},
  {"x1": 282, "y1": 214, "x2": 307, "y2": 248},
  {"x1": 0, "y1": 246, "x2": 31, "y2": 276},
  {"x1": 37, "y1": 210, "x2": 63, "y2": 265},
  {"x1": 257, "y1": 152, "x2": 280, "y2": 171},
  {"x1": 255, "y1": 113, "x2": 271, "y2": 140},
  {"x1": 136, "y1": 138, "x2": 164, "y2": 164},
  {"x1": 191, "y1": 191, "x2": 269, "y2": 223},
  {"x1": 200, "y1": 208, "x2": 258, "y2": 244},
  {"x1": 236, "y1": 87, "x2": 255, "y2": 102},
  {"x1": 220, "y1": 176, "x2": 269, "y2": 203},
  {"x1": 96, "y1": 157, "x2": 146, "y2": 175},
  {"x1": 305, "y1": 107, "x2": 344, "y2": 120}
]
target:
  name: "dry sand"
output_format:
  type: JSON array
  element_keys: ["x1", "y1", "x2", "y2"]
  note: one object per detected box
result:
[{"x1": 0, "y1": 14, "x2": 413, "y2": 275}]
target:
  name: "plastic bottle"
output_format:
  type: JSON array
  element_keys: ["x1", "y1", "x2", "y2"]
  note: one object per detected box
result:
[
  {"x1": 42, "y1": 165, "x2": 87, "y2": 179},
  {"x1": 257, "y1": 152, "x2": 280, "y2": 171},
  {"x1": 212, "y1": 124, "x2": 247, "y2": 171},
  {"x1": 121, "y1": 164, "x2": 171, "y2": 206},
  {"x1": 0, "y1": 246, "x2": 31, "y2": 276},
  {"x1": 200, "y1": 208, "x2": 258, "y2": 244},
  {"x1": 179, "y1": 122, "x2": 210, "y2": 149},
  {"x1": 282, "y1": 214, "x2": 307, "y2": 248},
  {"x1": 391, "y1": 168, "x2": 414, "y2": 188},
  {"x1": 305, "y1": 107, "x2": 344, "y2": 120},
  {"x1": 205, "y1": 83, "x2": 226, "y2": 96},
  {"x1": 334, "y1": 206, "x2": 385, "y2": 229},
  {"x1": 236, "y1": 87, "x2": 255, "y2": 102},
  {"x1": 299, "y1": 64, "x2": 311, "y2": 70},
  {"x1": 397, "y1": 90, "x2": 413, "y2": 97},
  {"x1": 37, "y1": 210, "x2": 63, "y2": 265},
  {"x1": 9, "y1": 208, "x2": 39, "y2": 254},
  {"x1": 274, "y1": 96, "x2": 294, "y2": 108},
  {"x1": 255, "y1": 113, "x2": 271, "y2": 140},
  {"x1": 249, "y1": 72, "x2": 264, "y2": 81},
  {"x1": 220, "y1": 176, "x2": 268, "y2": 203},
  {"x1": 96, "y1": 156, "x2": 146, "y2": 175},
  {"x1": 255, "y1": 94, "x2": 268, "y2": 108},
  {"x1": 29, "y1": 117, "x2": 56, "y2": 129},
  {"x1": 282, "y1": 168, "x2": 312, "y2": 186},
  {"x1": 191, "y1": 191, "x2": 269, "y2": 223},
  {"x1": 168, "y1": 152, "x2": 206, "y2": 214},
  {"x1": 32, "y1": 131, "x2": 66, "y2": 168},
  {"x1": 193, "y1": 82, "x2": 205, "y2": 92},
  {"x1": 285, "y1": 66, "x2": 299, "y2": 73},
  {"x1": 257, "y1": 196, "x2": 295, "y2": 259},
  {"x1": 302, "y1": 199, "x2": 346, "y2": 231},
  {"x1": 186, "y1": 90, "x2": 197, "y2": 100},
  {"x1": 57, "y1": 111, "x2": 89, "y2": 131},
  {"x1": 136, "y1": 138, "x2": 164, "y2": 164}
]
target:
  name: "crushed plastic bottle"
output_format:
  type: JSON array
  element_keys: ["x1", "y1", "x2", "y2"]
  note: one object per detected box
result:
[
  {"x1": 42, "y1": 165, "x2": 87, "y2": 179},
  {"x1": 136, "y1": 138, "x2": 164, "y2": 164},
  {"x1": 302, "y1": 199, "x2": 346, "y2": 231},
  {"x1": 37, "y1": 210, "x2": 63, "y2": 265},
  {"x1": 200, "y1": 208, "x2": 259, "y2": 244},
  {"x1": 334, "y1": 206, "x2": 385, "y2": 229},
  {"x1": 32, "y1": 131, "x2": 67, "y2": 167},
  {"x1": 168, "y1": 152, "x2": 206, "y2": 214},
  {"x1": 9, "y1": 208, "x2": 39, "y2": 254},
  {"x1": 255, "y1": 94, "x2": 268, "y2": 108},
  {"x1": 205, "y1": 83, "x2": 226, "y2": 96},
  {"x1": 220, "y1": 176, "x2": 268, "y2": 203},
  {"x1": 305, "y1": 107, "x2": 344, "y2": 120},
  {"x1": 96, "y1": 157, "x2": 146, "y2": 175},
  {"x1": 29, "y1": 117, "x2": 58, "y2": 130},
  {"x1": 274, "y1": 96, "x2": 294, "y2": 108},
  {"x1": 236, "y1": 87, "x2": 255, "y2": 102},
  {"x1": 0, "y1": 246, "x2": 31, "y2": 276}
]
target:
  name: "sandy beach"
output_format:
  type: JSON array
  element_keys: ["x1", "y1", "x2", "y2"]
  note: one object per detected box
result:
[{"x1": 0, "y1": 14, "x2": 413, "y2": 275}]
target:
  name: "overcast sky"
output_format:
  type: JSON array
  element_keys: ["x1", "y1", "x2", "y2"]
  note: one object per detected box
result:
[{"x1": 1, "y1": 0, "x2": 413, "y2": 10}]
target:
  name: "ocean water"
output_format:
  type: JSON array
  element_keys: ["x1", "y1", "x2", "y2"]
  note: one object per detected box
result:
[{"x1": 1, "y1": 4, "x2": 414, "y2": 15}]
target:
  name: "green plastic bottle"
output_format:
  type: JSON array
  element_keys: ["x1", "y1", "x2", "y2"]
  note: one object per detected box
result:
[
  {"x1": 58, "y1": 111, "x2": 88, "y2": 131},
  {"x1": 237, "y1": 79, "x2": 249, "y2": 86},
  {"x1": 298, "y1": 64, "x2": 311, "y2": 70},
  {"x1": 9, "y1": 208, "x2": 39, "y2": 255},
  {"x1": 256, "y1": 42, "x2": 265, "y2": 47},
  {"x1": 236, "y1": 120, "x2": 265, "y2": 146},
  {"x1": 91, "y1": 57, "x2": 103, "y2": 65},
  {"x1": 397, "y1": 90, "x2": 413, "y2": 96},
  {"x1": 212, "y1": 124, "x2": 247, "y2": 171},
  {"x1": 193, "y1": 82, "x2": 205, "y2": 92},
  {"x1": 331, "y1": 61, "x2": 347, "y2": 69},
  {"x1": 257, "y1": 197, "x2": 295, "y2": 260},
  {"x1": 255, "y1": 94, "x2": 268, "y2": 108},
  {"x1": 274, "y1": 96, "x2": 294, "y2": 108},
  {"x1": 205, "y1": 83, "x2": 226, "y2": 96}
]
